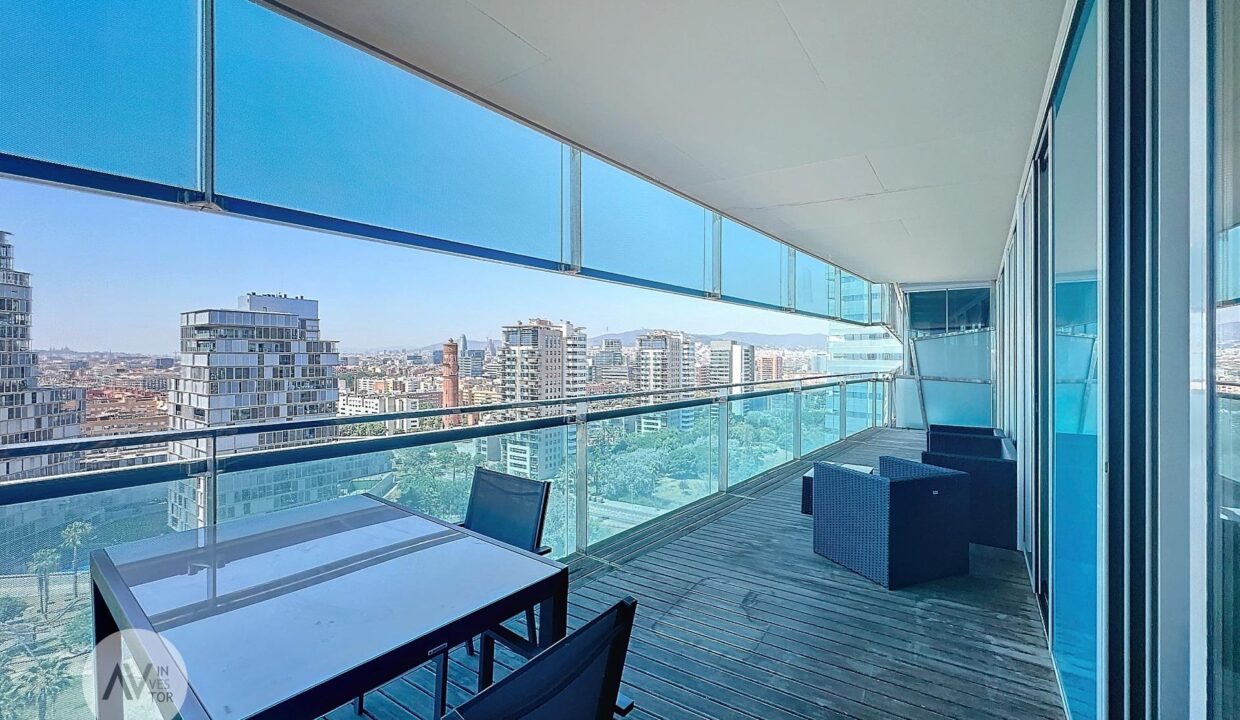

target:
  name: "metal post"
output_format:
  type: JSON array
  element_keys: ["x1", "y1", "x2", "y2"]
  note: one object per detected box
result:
[
  {"x1": 710, "y1": 213, "x2": 723, "y2": 298},
  {"x1": 204, "y1": 433, "x2": 217, "y2": 529},
  {"x1": 566, "y1": 148, "x2": 582, "y2": 272},
  {"x1": 573, "y1": 401, "x2": 588, "y2": 554},
  {"x1": 786, "y1": 246, "x2": 797, "y2": 310},
  {"x1": 195, "y1": 0, "x2": 218, "y2": 209},
  {"x1": 717, "y1": 387, "x2": 730, "y2": 492},
  {"x1": 884, "y1": 378, "x2": 894, "y2": 427},
  {"x1": 792, "y1": 380, "x2": 803, "y2": 459},
  {"x1": 839, "y1": 381, "x2": 849, "y2": 439}
]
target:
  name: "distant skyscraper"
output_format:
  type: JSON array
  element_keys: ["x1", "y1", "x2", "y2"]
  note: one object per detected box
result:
[
  {"x1": 462, "y1": 349, "x2": 486, "y2": 377},
  {"x1": 0, "y1": 231, "x2": 85, "y2": 481},
  {"x1": 166, "y1": 293, "x2": 387, "y2": 529},
  {"x1": 499, "y1": 319, "x2": 585, "y2": 480}
]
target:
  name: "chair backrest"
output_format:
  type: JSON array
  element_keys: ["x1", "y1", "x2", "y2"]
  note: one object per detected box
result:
[
  {"x1": 927, "y1": 431, "x2": 1008, "y2": 459},
  {"x1": 463, "y1": 467, "x2": 551, "y2": 552},
  {"x1": 928, "y1": 424, "x2": 1001, "y2": 437},
  {"x1": 448, "y1": 597, "x2": 638, "y2": 720}
]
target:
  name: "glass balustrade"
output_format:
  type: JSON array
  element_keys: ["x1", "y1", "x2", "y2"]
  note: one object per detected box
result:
[
  {"x1": 727, "y1": 393, "x2": 795, "y2": 482},
  {"x1": 800, "y1": 385, "x2": 842, "y2": 453},
  {"x1": 0, "y1": 376, "x2": 889, "y2": 720},
  {"x1": 586, "y1": 408, "x2": 719, "y2": 545}
]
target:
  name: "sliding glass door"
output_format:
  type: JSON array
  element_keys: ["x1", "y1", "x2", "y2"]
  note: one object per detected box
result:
[
  {"x1": 1210, "y1": 1, "x2": 1240, "y2": 714},
  {"x1": 1049, "y1": 1, "x2": 1102, "y2": 717}
]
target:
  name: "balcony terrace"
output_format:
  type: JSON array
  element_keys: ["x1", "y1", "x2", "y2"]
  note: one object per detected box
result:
[{"x1": 331, "y1": 428, "x2": 1061, "y2": 720}]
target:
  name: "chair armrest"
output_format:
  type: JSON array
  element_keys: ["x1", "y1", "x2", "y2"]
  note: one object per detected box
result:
[
  {"x1": 536, "y1": 545, "x2": 553, "y2": 556},
  {"x1": 615, "y1": 691, "x2": 635, "y2": 716}
]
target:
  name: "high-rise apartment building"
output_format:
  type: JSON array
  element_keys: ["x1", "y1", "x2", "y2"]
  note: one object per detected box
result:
[
  {"x1": 708, "y1": 340, "x2": 755, "y2": 386},
  {"x1": 635, "y1": 330, "x2": 696, "y2": 431},
  {"x1": 0, "y1": 231, "x2": 84, "y2": 481},
  {"x1": 756, "y1": 351, "x2": 784, "y2": 382},
  {"x1": 589, "y1": 338, "x2": 630, "y2": 385},
  {"x1": 166, "y1": 294, "x2": 388, "y2": 529},
  {"x1": 499, "y1": 319, "x2": 585, "y2": 480}
]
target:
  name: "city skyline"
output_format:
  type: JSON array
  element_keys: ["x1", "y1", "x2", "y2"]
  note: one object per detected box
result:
[{"x1": 0, "y1": 179, "x2": 884, "y2": 355}]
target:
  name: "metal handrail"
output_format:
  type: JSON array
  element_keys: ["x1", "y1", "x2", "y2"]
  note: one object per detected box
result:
[
  {"x1": 0, "y1": 371, "x2": 888, "y2": 459},
  {"x1": 0, "y1": 375, "x2": 893, "y2": 506}
]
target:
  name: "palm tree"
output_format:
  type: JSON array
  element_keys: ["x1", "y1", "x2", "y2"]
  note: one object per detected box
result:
[
  {"x1": 0, "y1": 667, "x2": 20, "y2": 720},
  {"x1": 60, "y1": 521, "x2": 92, "y2": 599},
  {"x1": 13, "y1": 654, "x2": 72, "y2": 720},
  {"x1": 27, "y1": 549, "x2": 59, "y2": 618}
]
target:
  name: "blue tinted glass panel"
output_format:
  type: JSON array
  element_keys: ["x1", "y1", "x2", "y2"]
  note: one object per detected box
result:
[
  {"x1": 1050, "y1": 3, "x2": 1100, "y2": 716},
  {"x1": 922, "y1": 380, "x2": 993, "y2": 427},
  {"x1": 801, "y1": 385, "x2": 841, "y2": 452},
  {"x1": 216, "y1": 0, "x2": 564, "y2": 263},
  {"x1": 586, "y1": 408, "x2": 718, "y2": 545},
  {"x1": 728, "y1": 394, "x2": 794, "y2": 480},
  {"x1": 841, "y1": 272, "x2": 870, "y2": 323},
  {"x1": 947, "y1": 287, "x2": 992, "y2": 332},
  {"x1": 0, "y1": 0, "x2": 201, "y2": 187},
  {"x1": 870, "y1": 285, "x2": 886, "y2": 324},
  {"x1": 721, "y1": 220, "x2": 786, "y2": 307},
  {"x1": 893, "y1": 377, "x2": 925, "y2": 429},
  {"x1": 0, "y1": 482, "x2": 200, "y2": 720},
  {"x1": 795, "y1": 251, "x2": 831, "y2": 315},
  {"x1": 908, "y1": 290, "x2": 948, "y2": 336},
  {"x1": 844, "y1": 382, "x2": 874, "y2": 436},
  {"x1": 914, "y1": 329, "x2": 993, "y2": 381},
  {"x1": 581, "y1": 156, "x2": 709, "y2": 290},
  {"x1": 826, "y1": 264, "x2": 842, "y2": 318}
]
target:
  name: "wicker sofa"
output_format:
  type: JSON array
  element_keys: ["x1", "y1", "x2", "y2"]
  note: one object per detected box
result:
[
  {"x1": 921, "y1": 428, "x2": 1018, "y2": 550},
  {"x1": 812, "y1": 456, "x2": 970, "y2": 590}
]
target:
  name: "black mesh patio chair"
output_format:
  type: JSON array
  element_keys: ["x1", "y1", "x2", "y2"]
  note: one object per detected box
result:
[
  {"x1": 445, "y1": 597, "x2": 638, "y2": 720},
  {"x1": 427, "y1": 467, "x2": 553, "y2": 717},
  {"x1": 358, "y1": 468, "x2": 552, "y2": 718},
  {"x1": 462, "y1": 467, "x2": 553, "y2": 655}
]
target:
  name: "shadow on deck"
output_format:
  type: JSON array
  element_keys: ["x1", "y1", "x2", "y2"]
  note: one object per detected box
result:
[{"x1": 331, "y1": 427, "x2": 1063, "y2": 720}]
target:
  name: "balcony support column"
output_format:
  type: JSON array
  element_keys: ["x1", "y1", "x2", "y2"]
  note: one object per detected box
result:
[
  {"x1": 565, "y1": 148, "x2": 582, "y2": 273},
  {"x1": 573, "y1": 401, "x2": 589, "y2": 554},
  {"x1": 839, "y1": 381, "x2": 849, "y2": 439},
  {"x1": 792, "y1": 379, "x2": 803, "y2": 459},
  {"x1": 717, "y1": 387, "x2": 730, "y2": 492}
]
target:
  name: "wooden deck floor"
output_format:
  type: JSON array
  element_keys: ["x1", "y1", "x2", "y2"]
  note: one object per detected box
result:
[{"x1": 331, "y1": 428, "x2": 1063, "y2": 720}]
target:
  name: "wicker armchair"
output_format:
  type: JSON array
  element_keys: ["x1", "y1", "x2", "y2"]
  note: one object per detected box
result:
[{"x1": 812, "y1": 456, "x2": 970, "y2": 589}]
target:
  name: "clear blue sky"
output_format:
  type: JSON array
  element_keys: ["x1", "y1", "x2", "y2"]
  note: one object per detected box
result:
[
  {"x1": 0, "y1": 178, "x2": 842, "y2": 354},
  {"x1": 0, "y1": 0, "x2": 852, "y2": 354}
]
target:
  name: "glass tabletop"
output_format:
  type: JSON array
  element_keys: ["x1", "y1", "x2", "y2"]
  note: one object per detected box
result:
[{"x1": 98, "y1": 494, "x2": 562, "y2": 720}]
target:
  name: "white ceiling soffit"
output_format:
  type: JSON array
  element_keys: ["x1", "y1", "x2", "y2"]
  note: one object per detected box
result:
[{"x1": 271, "y1": 0, "x2": 1067, "y2": 284}]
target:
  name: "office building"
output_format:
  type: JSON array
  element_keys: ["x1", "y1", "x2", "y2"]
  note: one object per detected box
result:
[{"x1": 0, "y1": 231, "x2": 84, "y2": 481}]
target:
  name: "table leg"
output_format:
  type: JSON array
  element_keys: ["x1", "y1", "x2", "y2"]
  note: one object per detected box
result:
[
  {"x1": 93, "y1": 582, "x2": 122, "y2": 720},
  {"x1": 478, "y1": 634, "x2": 495, "y2": 692},
  {"x1": 537, "y1": 572, "x2": 569, "y2": 650}
]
